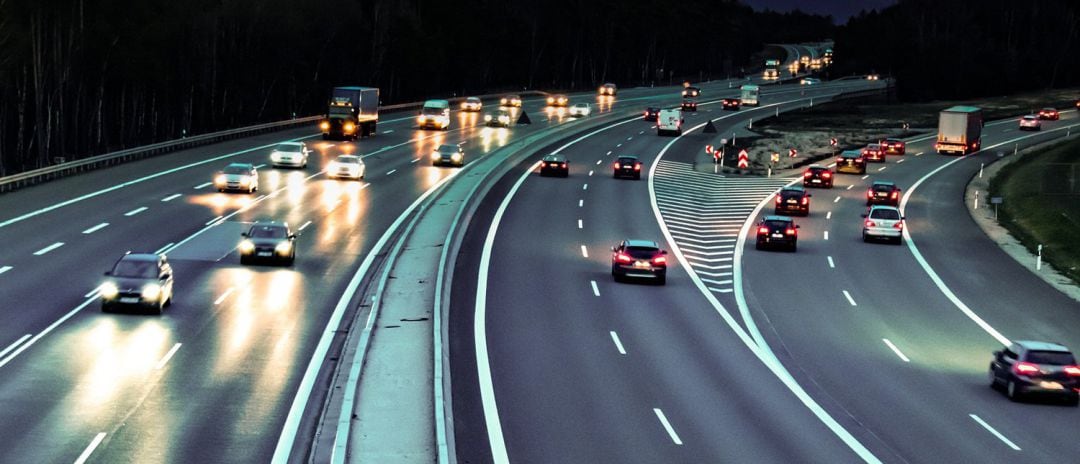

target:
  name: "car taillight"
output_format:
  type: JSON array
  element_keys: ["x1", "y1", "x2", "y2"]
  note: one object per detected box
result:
[
  {"x1": 801, "y1": 197, "x2": 809, "y2": 205},
  {"x1": 615, "y1": 253, "x2": 633, "y2": 263},
  {"x1": 865, "y1": 220, "x2": 876, "y2": 227},
  {"x1": 785, "y1": 228, "x2": 797, "y2": 236},
  {"x1": 1064, "y1": 366, "x2": 1080, "y2": 376},
  {"x1": 614, "y1": 163, "x2": 621, "y2": 169},
  {"x1": 893, "y1": 221, "x2": 903, "y2": 230},
  {"x1": 634, "y1": 164, "x2": 641, "y2": 171},
  {"x1": 836, "y1": 158, "x2": 843, "y2": 163},
  {"x1": 652, "y1": 256, "x2": 666, "y2": 265},
  {"x1": 1014, "y1": 362, "x2": 1041, "y2": 376},
  {"x1": 541, "y1": 162, "x2": 548, "y2": 167},
  {"x1": 891, "y1": 191, "x2": 898, "y2": 199},
  {"x1": 822, "y1": 172, "x2": 832, "y2": 178},
  {"x1": 758, "y1": 226, "x2": 769, "y2": 234},
  {"x1": 803, "y1": 172, "x2": 812, "y2": 177},
  {"x1": 867, "y1": 190, "x2": 874, "y2": 198},
  {"x1": 775, "y1": 196, "x2": 782, "y2": 204}
]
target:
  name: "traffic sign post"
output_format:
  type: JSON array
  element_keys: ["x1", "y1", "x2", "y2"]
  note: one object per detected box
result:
[
  {"x1": 789, "y1": 148, "x2": 798, "y2": 158},
  {"x1": 737, "y1": 149, "x2": 749, "y2": 169},
  {"x1": 770, "y1": 152, "x2": 779, "y2": 164},
  {"x1": 991, "y1": 196, "x2": 1002, "y2": 220}
]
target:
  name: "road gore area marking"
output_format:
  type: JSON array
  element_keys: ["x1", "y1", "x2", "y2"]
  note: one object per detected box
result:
[
  {"x1": 610, "y1": 331, "x2": 627, "y2": 355},
  {"x1": 843, "y1": 290, "x2": 857, "y2": 306},
  {"x1": 653, "y1": 408, "x2": 683, "y2": 445},
  {"x1": 33, "y1": 242, "x2": 64, "y2": 256},
  {"x1": 74, "y1": 432, "x2": 107, "y2": 464},
  {"x1": 82, "y1": 223, "x2": 109, "y2": 234},
  {"x1": 882, "y1": 339, "x2": 911, "y2": 362},
  {"x1": 970, "y1": 414, "x2": 1021, "y2": 451},
  {"x1": 155, "y1": 343, "x2": 182, "y2": 370},
  {"x1": 161, "y1": 193, "x2": 182, "y2": 202},
  {"x1": 591, "y1": 280, "x2": 600, "y2": 296}
]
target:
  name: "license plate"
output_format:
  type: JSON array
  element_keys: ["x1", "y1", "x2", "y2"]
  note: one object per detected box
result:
[
  {"x1": 787, "y1": 199, "x2": 797, "y2": 204},
  {"x1": 771, "y1": 233, "x2": 783, "y2": 238},
  {"x1": 811, "y1": 179, "x2": 820, "y2": 183},
  {"x1": 1039, "y1": 381, "x2": 1064, "y2": 390},
  {"x1": 257, "y1": 251, "x2": 272, "y2": 257},
  {"x1": 877, "y1": 193, "x2": 886, "y2": 197},
  {"x1": 633, "y1": 261, "x2": 650, "y2": 269},
  {"x1": 120, "y1": 297, "x2": 139, "y2": 304}
]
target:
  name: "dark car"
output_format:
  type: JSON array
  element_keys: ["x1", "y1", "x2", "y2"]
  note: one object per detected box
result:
[
  {"x1": 613, "y1": 155, "x2": 642, "y2": 180},
  {"x1": 643, "y1": 107, "x2": 661, "y2": 121},
  {"x1": 755, "y1": 215, "x2": 799, "y2": 251},
  {"x1": 802, "y1": 164, "x2": 834, "y2": 188},
  {"x1": 866, "y1": 180, "x2": 901, "y2": 206},
  {"x1": 682, "y1": 86, "x2": 700, "y2": 97},
  {"x1": 881, "y1": 138, "x2": 906, "y2": 155},
  {"x1": 836, "y1": 150, "x2": 867, "y2": 174},
  {"x1": 774, "y1": 186, "x2": 812, "y2": 216},
  {"x1": 431, "y1": 143, "x2": 465, "y2": 167},
  {"x1": 1037, "y1": 108, "x2": 1060, "y2": 121},
  {"x1": 989, "y1": 340, "x2": 1080, "y2": 405},
  {"x1": 100, "y1": 252, "x2": 174, "y2": 314},
  {"x1": 721, "y1": 98, "x2": 741, "y2": 111},
  {"x1": 611, "y1": 239, "x2": 668, "y2": 285},
  {"x1": 862, "y1": 143, "x2": 886, "y2": 163},
  {"x1": 239, "y1": 221, "x2": 297, "y2": 265},
  {"x1": 539, "y1": 154, "x2": 569, "y2": 177},
  {"x1": 681, "y1": 99, "x2": 698, "y2": 112}
]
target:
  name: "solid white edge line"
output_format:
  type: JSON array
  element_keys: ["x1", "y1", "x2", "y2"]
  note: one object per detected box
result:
[
  {"x1": 0, "y1": 296, "x2": 96, "y2": 368},
  {"x1": 609, "y1": 331, "x2": 627, "y2": 355},
  {"x1": 84, "y1": 285, "x2": 103, "y2": 298},
  {"x1": 969, "y1": 414, "x2": 1021, "y2": 451},
  {"x1": 33, "y1": 242, "x2": 64, "y2": 256},
  {"x1": 581, "y1": 245, "x2": 588, "y2": 258},
  {"x1": 82, "y1": 223, "x2": 109, "y2": 234},
  {"x1": 881, "y1": 339, "x2": 910, "y2": 363},
  {"x1": 155, "y1": 343, "x2": 182, "y2": 370},
  {"x1": 154, "y1": 243, "x2": 174, "y2": 255},
  {"x1": 0, "y1": 334, "x2": 31, "y2": 359},
  {"x1": 591, "y1": 280, "x2": 600, "y2": 297},
  {"x1": 205, "y1": 216, "x2": 223, "y2": 226},
  {"x1": 73, "y1": 432, "x2": 107, "y2": 464},
  {"x1": 842, "y1": 290, "x2": 857, "y2": 306},
  {"x1": 653, "y1": 408, "x2": 683, "y2": 445}
]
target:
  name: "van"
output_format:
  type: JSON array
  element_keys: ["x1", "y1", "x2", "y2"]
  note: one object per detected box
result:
[
  {"x1": 418, "y1": 99, "x2": 451, "y2": 130},
  {"x1": 657, "y1": 109, "x2": 683, "y2": 136}
]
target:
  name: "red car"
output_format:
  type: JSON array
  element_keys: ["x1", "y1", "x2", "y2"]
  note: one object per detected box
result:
[
  {"x1": 881, "y1": 138, "x2": 906, "y2": 155},
  {"x1": 862, "y1": 143, "x2": 886, "y2": 163},
  {"x1": 1038, "y1": 108, "x2": 1060, "y2": 121}
]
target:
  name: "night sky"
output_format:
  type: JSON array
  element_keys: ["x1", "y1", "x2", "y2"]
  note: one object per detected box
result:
[{"x1": 744, "y1": 0, "x2": 898, "y2": 23}]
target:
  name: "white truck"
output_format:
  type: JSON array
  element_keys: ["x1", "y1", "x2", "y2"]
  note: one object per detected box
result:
[
  {"x1": 657, "y1": 109, "x2": 683, "y2": 136},
  {"x1": 935, "y1": 106, "x2": 983, "y2": 155},
  {"x1": 740, "y1": 85, "x2": 760, "y2": 107},
  {"x1": 418, "y1": 99, "x2": 451, "y2": 130}
]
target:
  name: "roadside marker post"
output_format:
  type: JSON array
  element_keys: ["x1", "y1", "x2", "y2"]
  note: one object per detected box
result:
[{"x1": 1037, "y1": 244, "x2": 1043, "y2": 271}]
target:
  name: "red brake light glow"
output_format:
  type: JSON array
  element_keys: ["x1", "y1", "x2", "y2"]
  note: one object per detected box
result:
[
  {"x1": 891, "y1": 191, "x2": 899, "y2": 199},
  {"x1": 785, "y1": 228, "x2": 796, "y2": 236},
  {"x1": 1014, "y1": 362, "x2": 1040, "y2": 376},
  {"x1": 615, "y1": 253, "x2": 633, "y2": 263},
  {"x1": 634, "y1": 164, "x2": 641, "y2": 171},
  {"x1": 1064, "y1": 366, "x2": 1080, "y2": 376},
  {"x1": 867, "y1": 190, "x2": 874, "y2": 198},
  {"x1": 801, "y1": 197, "x2": 809, "y2": 205},
  {"x1": 652, "y1": 256, "x2": 667, "y2": 265},
  {"x1": 758, "y1": 226, "x2": 769, "y2": 234},
  {"x1": 865, "y1": 220, "x2": 876, "y2": 227},
  {"x1": 803, "y1": 171, "x2": 812, "y2": 177},
  {"x1": 822, "y1": 172, "x2": 832, "y2": 178},
  {"x1": 614, "y1": 163, "x2": 621, "y2": 169}
]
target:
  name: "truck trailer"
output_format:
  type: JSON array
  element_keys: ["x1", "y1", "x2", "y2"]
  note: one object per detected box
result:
[
  {"x1": 935, "y1": 106, "x2": 983, "y2": 155},
  {"x1": 321, "y1": 86, "x2": 379, "y2": 140}
]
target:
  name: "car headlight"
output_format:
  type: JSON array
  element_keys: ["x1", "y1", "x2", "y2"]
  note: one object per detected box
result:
[
  {"x1": 319, "y1": 121, "x2": 330, "y2": 131},
  {"x1": 239, "y1": 240, "x2": 255, "y2": 254},
  {"x1": 344, "y1": 122, "x2": 355, "y2": 133},
  {"x1": 431, "y1": 152, "x2": 440, "y2": 160},
  {"x1": 142, "y1": 283, "x2": 162, "y2": 300},
  {"x1": 484, "y1": 114, "x2": 492, "y2": 121},
  {"x1": 275, "y1": 241, "x2": 292, "y2": 254},
  {"x1": 215, "y1": 174, "x2": 226, "y2": 185},
  {"x1": 451, "y1": 153, "x2": 463, "y2": 162},
  {"x1": 100, "y1": 282, "x2": 119, "y2": 299},
  {"x1": 271, "y1": 152, "x2": 282, "y2": 161},
  {"x1": 500, "y1": 98, "x2": 508, "y2": 104},
  {"x1": 328, "y1": 161, "x2": 338, "y2": 171},
  {"x1": 418, "y1": 116, "x2": 427, "y2": 122},
  {"x1": 239, "y1": 176, "x2": 250, "y2": 186},
  {"x1": 500, "y1": 116, "x2": 509, "y2": 123}
]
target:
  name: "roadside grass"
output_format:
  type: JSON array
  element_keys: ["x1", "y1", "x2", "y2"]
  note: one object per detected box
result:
[{"x1": 990, "y1": 137, "x2": 1080, "y2": 284}]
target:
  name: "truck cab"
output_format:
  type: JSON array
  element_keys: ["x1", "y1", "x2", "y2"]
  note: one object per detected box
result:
[
  {"x1": 418, "y1": 99, "x2": 451, "y2": 130},
  {"x1": 321, "y1": 86, "x2": 379, "y2": 140},
  {"x1": 740, "y1": 85, "x2": 760, "y2": 106},
  {"x1": 657, "y1": 109, "x2": 683, "y2": 136}
]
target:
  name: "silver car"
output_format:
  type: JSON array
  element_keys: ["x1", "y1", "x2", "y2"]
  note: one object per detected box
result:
[
  {"x1": 214, "y1": 163, "x2": 259, "y2": 193},
  {"x1": 270, "y1": 141, "x2": 310, "y2": 168},
  {"x1": 862, "y1": 205, "x2": 904, "y2": 243},
  {"x1": 327, "y1": 154, "x2": 366, "y2": 180}
]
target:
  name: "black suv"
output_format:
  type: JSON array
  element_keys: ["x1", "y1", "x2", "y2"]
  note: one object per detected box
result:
[
  {"x1": 803, "y1": 165, "x2": 834, "y2": 188},
  {"x1": 611, "y1": 239, "x2": 668, "y2": 285},
  {"x1": 613, "y1": 155, "x2": 642, "y2": 180},
  {"x1": 755, "y1": 215, "x2": 799, "y2": 251},
  {"x1": 681, "y1": 99, "x2": 698, "y2": 112},
  {"x1": 239, "y1": 221, "x2": 298, "y2": 265},
  {"x1": 866, "y1": 180, "x2": 901, "y2": 206},
  {"x1": 643, "y1": 107, "x2": 661, "y2": 121},
  {"x1": 682, "y1": 86, "x2": 700, "y2": 97},
  {"x1": 774, "y1": 186, "x2": 811, "y2": 216},
  {"x1": 989, "y1": 341, "x2": 1080, "y2": 405},
  {"x1": 721, "y1": 98, "x2": 741, "y2": 111},
  {"x1": 836, "y1": 150, "x2": 867, "y2": 174},
  {"x1": 101, "y1": 252, "x2": 175, "y2": 314},
  {"x1": 539, "y1": 154, "x2": 569, "y2": 177}
]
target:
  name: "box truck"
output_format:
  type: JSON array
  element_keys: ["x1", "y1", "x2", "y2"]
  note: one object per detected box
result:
[{"x1": 935, "y1": 106, "x2": 983, "y2": 155}]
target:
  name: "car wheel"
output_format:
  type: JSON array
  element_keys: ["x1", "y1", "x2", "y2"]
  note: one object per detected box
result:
[
  {"x1": 862, "y1": 232, "x2": 870, "y2": 242},
  {"x1": 322, "y1": 134, "x2": 329, "y2": 140},
  {"x1": 1068, "y1": 394, "x2": 1080, "y2": 407},
  {"x1": 240, "y1": 256, "x2": 249, "y2": 265},
  {"x1": 789, "y1": 242, "x2": 797, "y2": 252},
  {"x1": 102, "y1": 303, "x2": 112, "y2": 313},
  {"x1": 1007, "y1": 380, "x2": 1022, "y2": 401},
  {"x1": 634, "y1": 173, "x2": 641, "y2": 180},
  {"x1": 165, "y1": 293, "x2": 173, "y2": 308},
  {"x1": 612, "y1": 273, "x2": 623, "y2": 283},
  {"x1": 218, "y1": 188, "x2": 224, "y2": 193},
  {"x1": 988, "y1": 368, "x2": 999, "y2": 389},
  {"x1": 755, "y1": 241, "x2": 763, "y2": 250},
  {"x1": 894, "y1": 236, "x2": 903, "y2": 245},
  {"x1": 656, "y1": 275, "x2": 666, "y2": 286}
]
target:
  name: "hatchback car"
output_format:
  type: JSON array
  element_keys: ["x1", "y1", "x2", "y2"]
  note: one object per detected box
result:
[
  {"x1": 239, "y1": 221, "x2": 297, "y2": 265},
  {"x1": 866, "y1": 181, "x2": 901, "y2": 206},
  {"x1": 800, "y1": 77, "x2": 821, "y2": 85},
  {"x1": 755, "y1": 215, "x2": 799, "y2": 251},
  {"x1": 1037, "y1": 108, "x2": 1060, "y2": 121},
  {"x1": 774, "y1": 186, "x2": 812, "y2": 216},
  {"x1": 862, "y1": 205, "x2": 904, "y2": 243},
  {"x1": 989, "y1": 341, "x2": 1079, "y2": 405},
  {"x1": 721, "y1": 98, "x2": 741, "y2": 111},
  {"x1": 270, "y1": 142, "x2": 310, "y2": 168},
  {"x1": 681, "y1": 99, "x2": 698, "y2": 112},
  {"x1": 613, "y1": 155, "x2": 643, "y2": 180},
  {"x1": 836, "y1": 150, "x2": 867, "y2": 174},
  {"x1": 461, "y1": 97, "x2": 483, "y2": 112},
  {"x1": 1019, "y1": 115, "x2": 1042, "y2": 131},
  {"x1": 568, "y1": 103, "x2": 591, "y2": 117},
  {"x1": 682, "y1": 86, "x2": 700, "y2": 97},
  {"x1": 862, "y1": 143, "x2": 886, "y2": 163},
  {"x1": 100, "y1": 252, "x2": 174, "y2": 314},
  {"x1": 881, "y1": 138, "x2": 906, "y2": 155},
  {"x1": 431, "y1": 144, "x2": 466, "y2": 167},
  {"x1": 546, "y1": 95, "x2": 569, "y2": 107},
  {"x1": 539, "y1": 154, "x2": 569, "y2": 177},
  {"x1": 802, "y1": 165, "x2": 834, "y2": 188},
  {"x1": 215, "y1": 163, "x2": 259, "y2": 193},
  {"x1": 484, "y1": 109, "x2": 512, "y2": 128},
  {"x1": 599, "y1": 83, "x2": 617, "y2": 96},
  {"x1": 327, "y1": 154, "x2": 365, "y2": 180},
  {"x1": 499, "y1": 95, "x2": 522, "y2": 107},
  {"x1": 611, "y1": 239, "x2": 668, "y2": 285},
  {"x1": 643, "y1": 107, "x2": 661, "y2": 121}
]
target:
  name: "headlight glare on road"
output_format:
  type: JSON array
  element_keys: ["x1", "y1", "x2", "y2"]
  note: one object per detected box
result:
[
  {"x1": 141, "y1": 283, "x2": 162, "y2": 300},
  {"x1": 100, "y1": 282, "x2": 119, "y2": 299},
  {"x1": 239, "y1": 240, "x2": 255, "y2": 254}
]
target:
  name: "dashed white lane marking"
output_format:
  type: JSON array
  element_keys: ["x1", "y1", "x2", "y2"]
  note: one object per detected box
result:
[
  {"x1": 824, "y1": 231, "x2": 830, "y2": 240},
  {"x1": 299, "y1": 220, "x2": 313, "y2": 231},
  {"x1": 606, "y1": 151, "x2": 613, "y2": 156},
  {"x1": 915, "y1": 151, "x2": 923, "y2": 156},
  {"x1": 610, "y1": 331, "x2": 627, "y2": 355},
  {"x1": 833, "y1": 196, "x2": 841, "y2": 203},
  {"x1": 386, "y1": 169, "x2": 397, "y2": 176},
  {"x1": 161, "y1": 193, "x2": 182, "y2": 202},
  {"x1": 581, "y1": 245, "x2": 589, "y2": 258},
  {"x1": 882, "y1": 339, "x2": 910, "y2": 362},
  {"x1": 578, "y1": 199, "x2": 584, "y2": 207},
  {"x1": 638, "y1": 130, "x2": 645, "y2": 135},
  {"x1": 653, "y1": 408, "x2": 683, "y2": 445},
  {"x1": 591, "y1": 280, "x2": 600, "y2": 296},
  {"x1": 195, "y1": 182, "x2": 212, "y2": 189},
  {"x1": 74, "y1": 432, "x2": 107, "y2": 464},
  {"x1": 411, "y1": 158, "x2": 420, "y2": 164},
  {"x1": 589, "y1": 170, "x2": 594, "y2": 176},
  {"x1": 155, "y1": 343, "x2": 182, "y2": 370},
  {"x1": 596, "y1": 160, "x2": 602, "y2": 165},
  {"x1": 842, "y1": 290, "x2": 857, "y2": 306},
  {"x1": 154, "y1": 243, "x2": 174, "y2": 254},
  {"x1": 0, "y1": 266, "x2": 12, "y2": 275},
  {"x1": 33, "y1": 242, "x2": 64, "y2": 256},
  {"x1": 969, "y1": 414, "x2": 1021, "y2": 451},
  {"x1": 214, "y1": 287, "x2": 235, "y2": 305},
  {"x1": 877, "y1": 166, "x2": 887, "y2": 172},
  {"x1": 0, "y1": 334, "x2": 31, "y2": 359},
  {"x1": 82, "y1": 223, "x2": 109, "y2": 234},
  {"x1": 578, "y1": 219, "x2": 583, "y2": 229},
  {"x1": 827, "y1": 256, "x2": 835, "y2": 268},
  {"x1": 616, "y1": 143, "x2": 623, "y2": 148},
  {"x1": 383, "y1": 129, "x2": 395, "y2": 134},
  {"x1": 846, "y1": 185, "x2": 854, "y2": 190},
  {"x1": 860, "y1": 175, "x2": 869, "y2": 180},
  {"x1": 627, "y1": 136, "x2": 633, "y2": 141},
  {"x1": 205, "y1": 216, "x2": 223, "y2": 226},
  {"x1": 826, "y1": 211, "x2": 832, "y2": 220},
  {"x1": 124, "y1": 206, "x2": 148, "y2": 216},
  {"x1": 897, "y1": 159, "x2": 906, "y2": 164},
  {"x1": 583, "y1": 183, "x2": 588, "y2": 190}
]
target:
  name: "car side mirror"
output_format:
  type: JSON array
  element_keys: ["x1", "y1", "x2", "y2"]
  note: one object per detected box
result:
[
  {"x1": 611, "y1": 246, "x2": 617, "y2": 252},
  {"x1": 795, "y1": 225, "x2": 801, "y2": 229},
  {"x1": 104, "y1": 271, "x2": 112, "y2": 276},
  {"x1": 861, "y1": 214, "x2": 868, "y2": 218},
  {"x1": 806, "y1": 194, "x2": 812, "y2": 197},
  {"x1": 241, "y1": 232, "x2": 249, "y2": 237}
]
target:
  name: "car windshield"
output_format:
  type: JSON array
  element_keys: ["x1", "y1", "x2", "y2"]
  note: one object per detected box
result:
[
  {"x1": 468, "y1": 98, "x2": 480, "y2": 103},
  {"x1": 573, "y1": 104, "x2": 587, "y2": 108},
  {"x1": 422, "y1": 107, "x2": 445, "y2": 115},
  {"x1": 249, "y1": 226, "x2": 287, "y2": 239},
  {"x1": 276, "y1": 144, "x2": 301, "y2": 152},
  {"x1": 438, "y1": 144, "x2": 459, "y2": 153},
  {"x1": 781, "y1": 189, "x2": 803, "y2": 197},
  {"x1": 112, "y1": 259, "x2": 158, "y2": 278},
  {"x1": 1027, "y1": 350, "x2": 1076, "y2": 365},
  {"x1": 617, "y1": 157, "x2": 637, "y2": 163},
  {"x1": 870, "y1": 209, "x2": 901, "y2": 220},
  {"x1": 764, "y1": 220, "x2": 791, "y2": 229},
  {"x1": 625, "y1": 246, "x2": 659, "y2": 259},
  {"x1": 223, "y1": 165, "x2": 250, "y2": 174},
  {"x1": 873, "y1": 184, "x2": 894, "y2": 192},
  {"x1": 544, "y1": 155, "x2": 564, "y2": 162},
  {"x1": 336, "y1": 156, "x2": 359, "y2": 165}
]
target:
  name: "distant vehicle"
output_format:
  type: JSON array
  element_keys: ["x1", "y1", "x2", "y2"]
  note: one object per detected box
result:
[
  {"x1": 215, "y1": 163, "x2": 259, "y2": 193},
  {"x1": 774, "y1": 186, "x2": 812, "y2": 216},
  {"x1": 763, "y1": 59, "x2": 780, "y2": 80},
  {"x1": 862, "y1": 205, "x2": 904, "y2": 244},
  {"x1": 657, "y1": 109, "x2": 683, "y2": 136},
  {"x1": 270, "y1": 142, "x2": 310, "y2": 169},
  {"x1": 643, "y1": 107, "x2": 661, "y2": 121},
  {"x1": 721, "y1": 98, "x2": 741, "y2": 111},
  {"x1": 881, "y1": 138, "x2": 906, "y2": 155},
  {"x1": 539, "y1": 154, "x2": 569, "y2": 177},
  {"x1": 740, "y1": 84, "x2": 760, "y2": 106},
  {"x1": 431, "y1": 143, "x2": 465, "y2": 167},
  {"x1": 1037, "y1": 108, "x2": 1060, "y2": 121},
  {"x1": 418, "y1": 99, "x2": 451, "y2": 130},
  {"x1": 568, "y1": 103, "x2": 591, "y2": 117},
  {"x1": 239, "y1": 221, "x2": 297, "y2": 265},
  {"x1": 484, "y1": 109, "x2": 512, "y2": 127},
  {"x1": 320, "y1": 86, "x2": 379, "y2": 140},
  {"x1": 613, "y1": 155, "x2": 643, "y2": 180},
  {"x1": 803, "y1": 165, "x2": 834, "y2": 188},
  {"x1": 611, "y1": 239, "x2": 668, "y2": 285},
  {"x1": 835, "y1": 150, "x2": 867, "y2": 174},
  {"x1": 1019, "y1": 115, "x2": 1042, "y2": 131},
  {"x1": 546, "y1": 94, "x2": 569, "y2": 107},
  {"x1": 100, "y1": 252, "x2": 174, "y2": 314},
  {"x1": 682, "y1": 86, "x2": 700, "y2": 97},
  {"x1": 866, "y1": 74, "x2": 880, "y2": 81},
  {"x1": 862, "y1": 143, "x2": 886, "y2": 163},
  {"x1": 755, "y1": 215, "x2": 799, "y2": 252},
  {"x1": 1076, "y1": 99, "x2": 1080, "y2": 110},
  {"x1": 800, "y1": 77, "x2": 821, "y2": 85},
  {"x1": 935, "y1": 106, "x2": 983, "y2": 155},
  {"x1": 461, "y1": 97, "x2": 483, "y2": 112},
  {"x1": 866, "y1": 180, "x2": 901, "y2": 206},
  {"x1": 500, "y1": 95, "x2": 522, "y2": 107},
  {"x1": 599, "y1": 83, "x2": 617, "y2": 96},
  {"x1": 989, "y1": 340, "x2": 1080, "y2": 405},
  {"x1": 681, "y1": 99, "x2": 698, "y2": 112},
  {"x1": 327, "y1": 154, "x2": 366, "y2": 180}
]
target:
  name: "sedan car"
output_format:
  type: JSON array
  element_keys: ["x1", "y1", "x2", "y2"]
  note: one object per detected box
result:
[
  {"x1": 800, "y1": 77, "x2": 821, "y2": 85},
  {"x1": 681, "y1": 99, "x2": 698, "y2": 112},
  {"x1": 611, "y1": 239, "x2": 668, "y2": 285},
  {"x1": 881, "y1": 138, "x2": 906, "y2": 155},
  {"x1": 215, "y1": 163, "x2": 259, "y2": 193},
  {"x1": 270, "y1": 141, "x2": 310, "y2": 168},
  {"x1": 100, "y1": 252, "x2": 174, "y2": 314},
  {"x1": 327, "y1": 154, "x2": 365, "y2": 180},
  {"x1": 484, "y1": 109, "x2": 512, "y2": 128},
  {"x1": 431, "y1": 143, "x2": 465, "y2": 167},
  {"x1": 866, "y1": 74, "x2": 880, "y2": 80},
  {"x1": 1019, "y1": 115, "x2": 1042, "y2": 131},
  {"x1": 461, "y1": 97, "x2": 483, "y2": 112},
  {"x1": 682, "y1": 86, "x2": 701, "y2": 97},
  {"x1": 862, "y1": 143, "x2": 886, "y2": 163},
  {"x1": 866, "y1": 180, "x2": 901, "y2": 206},
  {"x1": 862, "y1": 205, "x2": 904, "y2": 243},
  {"x1": 755, "y1": 215, "x2": 799, "y2": 251},
  {"x1": 721, "y1": 98, "x2": 741, "y2": 111},
  {"x1": 568, "y1": 103, "x2": 591, "y2": 117},
  {"x1": 613, "y1": 155, "x2": 642, "y2": 180},
  {"x1": 1037, "y1": 107, "x2": 1060, "y2": 121},
  {"x1": 802, "y1": 164, "x2": 834, "y2": 188},
  {"x1": 500, "y1": 95, "x2": 522, "y2": 107},
  {"x1": 643, "y1": 107, "x2": 661, "y2": 121},
  {"x1": 546, "y1": 94, "x2": 569, "y2": 107},
  {"x1": 239, "y1": 221, "x2": 297, "y2": 265},
  {"x1": 989, "y1": 340, "x2": 1080, "y2": 405},
  {"x1": 774, "y1": 186, "x2": 811, "y2": 216},
  {"x1": 836, "y1": 150, "x2": 867, "y2": 174},
  {"x1": 598, "y1": 83, "x2": 617, "y2": 96},
  {"x1": 539, "y1": 154, "x2": 569, "y2": 177}
]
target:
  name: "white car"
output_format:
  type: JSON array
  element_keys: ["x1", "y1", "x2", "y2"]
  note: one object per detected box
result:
[
  {"x1": 568, "y1": 103, "x2": 591, "y2": 117},
  {"x1": 862, "y1": 205, "x2": 904, "y2": 244},
  {"x1": 270, "y1": 141, "x2": 310, "y2": 168},
  {"x1": 327, "y1": 155, "x2": 366, "y2": 180},
  {"x1": 1019, "y1": 115, "x2": 1042, "y2": 131},
  {"x1": 215, "y1": 163, "x2": 259, "y2": 193},
  {"x1": 461, "y1": 97, "x2": 482, "y2": 112},
  {"x1": 800, "y1": 77, "x2": 821, "y2": 85}
]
